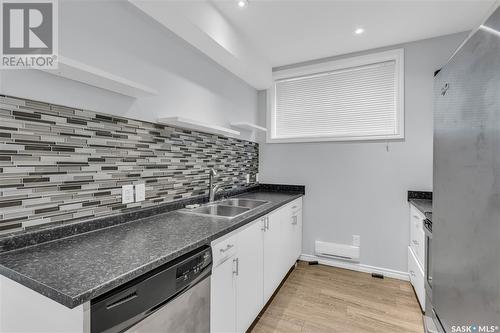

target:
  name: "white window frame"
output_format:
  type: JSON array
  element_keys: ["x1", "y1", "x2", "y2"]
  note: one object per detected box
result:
[{"x1": 267, "y1": 48, "x2": 405, "y2": 143}]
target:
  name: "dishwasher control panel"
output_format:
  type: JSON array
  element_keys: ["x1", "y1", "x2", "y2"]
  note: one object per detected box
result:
[{"x1": 175, "y1": 248, "x2": 212, "y2": 286}]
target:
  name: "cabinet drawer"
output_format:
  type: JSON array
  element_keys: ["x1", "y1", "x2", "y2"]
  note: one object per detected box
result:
[
  {"x1": 408, "y1": 246, "x2": 425, "y2": 312},
  {"x1": 211, "y1": 234, "x2": 237, "y2": 267},
  {"x1": 409, "y1": 205, "x2": 426, "y2": 267},
  {"x1": 290, "y1": 199, "x2": 302, "y2": 228},
  {"x1": 289, "y1": 198, "x2": 302, "y2": 215},
  {"x1": 410, "y1": 228, "x2": 425, "y2": 268}
]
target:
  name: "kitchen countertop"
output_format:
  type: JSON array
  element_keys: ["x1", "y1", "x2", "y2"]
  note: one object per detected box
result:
[
  {"x1": 0, "y1": 190, "x2": 303, "y2": 309},
  {"x1": 409, "y1": 199, "x2": 433, "y2": 217}
]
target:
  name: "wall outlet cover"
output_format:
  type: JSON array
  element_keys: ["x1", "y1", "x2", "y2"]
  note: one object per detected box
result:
[
  {"x1": 135, "y1": 183, "x2": 146, "y2": 202},
  {"x1": 122, "y1": 185, "x2": 134, "y2": 204}
]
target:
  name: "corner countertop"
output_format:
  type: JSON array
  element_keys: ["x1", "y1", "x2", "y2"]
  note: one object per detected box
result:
[
  {"x1": 0, "y1": 190, "x2": 303, "y2": 309},
  {"x1": 409, "y1": 199, "x2": 433, "y2": 217}
]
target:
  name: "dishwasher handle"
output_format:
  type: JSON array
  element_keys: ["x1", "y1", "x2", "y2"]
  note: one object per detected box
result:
[{"x1": 106, "y1": 291, "x2": 138, "y2": 310}]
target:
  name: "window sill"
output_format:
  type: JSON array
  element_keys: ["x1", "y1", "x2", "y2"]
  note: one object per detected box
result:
[{"x1": 266, "y1": 133, "x2": 405, "y2": 144}]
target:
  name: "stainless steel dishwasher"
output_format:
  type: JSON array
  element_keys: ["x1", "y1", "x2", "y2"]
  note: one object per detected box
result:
[{"x1": 91, "y1": 245, "x2": 212, "y2": 333}]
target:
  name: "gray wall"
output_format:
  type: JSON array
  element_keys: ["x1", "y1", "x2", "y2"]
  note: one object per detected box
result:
[
  {"x1": 0, "y1": 0, "x2": 258, "y2": 141},
  {"x1": 258, "y1": 32, "x2": 468, "y2": 272}
]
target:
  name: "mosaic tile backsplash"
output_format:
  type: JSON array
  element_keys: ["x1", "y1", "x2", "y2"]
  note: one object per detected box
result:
[{"x1": 0, "y1": 95, "x2": 259, "y2": 233}]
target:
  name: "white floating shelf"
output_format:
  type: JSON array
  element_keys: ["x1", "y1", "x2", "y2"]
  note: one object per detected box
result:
[
  {"x1": 40, "y1": 56, "x2": 159, "y2": 98},
  {"x1": 158, "y1": 117, "x2": 240, "y2": 137},
  {"x1": 230, "y1": 122, "x2": 267, "y2": 132}
]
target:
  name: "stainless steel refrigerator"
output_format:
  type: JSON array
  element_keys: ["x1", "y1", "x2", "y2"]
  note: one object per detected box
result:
[{"x1": 431, "y1": 4, "x2": 500, "y2": 332}]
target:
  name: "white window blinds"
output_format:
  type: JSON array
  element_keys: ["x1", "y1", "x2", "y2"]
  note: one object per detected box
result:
[{"x1": 269, "y1": 49, "x2": 404, "y2": 142}]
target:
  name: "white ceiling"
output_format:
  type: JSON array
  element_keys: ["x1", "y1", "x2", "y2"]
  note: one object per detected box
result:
[{"x1": 212, "y1": 0, "x2": 495, "y2": 68}]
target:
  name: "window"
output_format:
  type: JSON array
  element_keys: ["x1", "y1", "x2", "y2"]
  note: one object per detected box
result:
[{"x1": 267, "y1": 49, "x2": 404, "y2": 143}]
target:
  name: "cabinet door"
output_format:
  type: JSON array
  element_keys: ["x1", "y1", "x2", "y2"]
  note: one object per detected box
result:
[
  {"x1": 408, "y1": 247, "x2": 425, "y2": 312},
  {"x1": 236, "y1": 218, "x2": 265, "y2": 333},
  {"x1": 287, "y1": 199, "x2": 303, "y2": 265},
  {"x1": 211, "y1": 257, "x2": 237, "y2": 333},
  {"x1": 263, "y1": 208, "x2": 286, "y2": 302},
  {"x1": 279, "y1": 199, "x2": 303, "y2": 269},
  {"x1": 409, "y1": 205, "x2": 426, "y2": 268},
  {"x1": 291, "y1": 205, "x2": 303, "y2": 262},
  {"x1": 281, "y1": 205, "x2": 294, "y2": 269}
]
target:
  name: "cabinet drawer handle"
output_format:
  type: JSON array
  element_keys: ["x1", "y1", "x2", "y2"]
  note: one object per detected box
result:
[
  {"x1": 292, "y1": 205, "x2": 297, "y2": 209},
  {"x1": 220, "y1": 244, "x2": 234, "y2": 253},
  {"x1": 261, "y1": 217, "x2": 266, "y2": 231},
  {"x1": 233, "y1": 258, "x2": 239, "y2": 276},
  {"x1": 292, "y1": 216, "x2": 298, "y2": 225},
  {"x1": 266, "y1": 216, "x2": 270, "y2": 230}
]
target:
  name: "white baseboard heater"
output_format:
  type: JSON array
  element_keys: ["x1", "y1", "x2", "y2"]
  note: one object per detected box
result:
[{"x1": 315, "y1": 241, "x2": 360, "y2": 261}]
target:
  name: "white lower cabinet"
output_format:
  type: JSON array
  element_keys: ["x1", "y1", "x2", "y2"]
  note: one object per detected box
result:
[
  {"x1": 293, "y1": 209, "x2": 302, "y2": 260},
  {"x1": 288, "y1": 201, "x2": 303, "y2": 268},
  {"x1": 263, "y1": 208, "x2": 286, "y2": 302},
  {"x1": 408, "y1": 246, "x2": 425, "y2": 311},
  {"x1": 263, "y1": 198, "x2": 303, "y2": 302},
  {"x1": 211, "y1": 197, "x2": 303, "y2": 333},
  {"x1": 409, "y1": 205, "x2": 426, "y2": 267},
  {"x1": 408, "y1": 203, "x2": 426, "y2": 312},
  {"x1": 236, "y1": 219, "x2": 264, "y2": 333},
  {"x1": 0, "y1": 276, "x2": 90, "y2": 333},
  {"x1": 211, "y1": 236, "x2": 238, "y2": 333}
]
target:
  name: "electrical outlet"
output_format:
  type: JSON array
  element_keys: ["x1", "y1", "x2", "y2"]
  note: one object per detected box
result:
[
  {"x1": 135, "y1": 183, "x2": 145, "y2": 202},
  {"x1": 245, "y1": 174, "x2": 250, "y2": 184},
  {"x1": 352, "y1": 235, "x2": 361, "y2": 247},
  {"x1": 122, "y1": 185, "x2": 134, "y2": 204}
]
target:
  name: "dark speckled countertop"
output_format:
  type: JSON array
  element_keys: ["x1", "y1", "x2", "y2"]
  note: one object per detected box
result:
[
  {"x1": 409, "y1": 199, "x2": 433, "y2": 217},
  {"x1": 0, "y1": 190, "x2": 303, "y2": 309}
]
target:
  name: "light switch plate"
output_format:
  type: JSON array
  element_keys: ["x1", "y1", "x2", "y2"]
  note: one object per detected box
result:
[
  {"x1": 122, "y1": 185, "x2": 134, "y2": 204},
  {"x1": 135, "y1": 183, "x2": 145, "y2": 202}
]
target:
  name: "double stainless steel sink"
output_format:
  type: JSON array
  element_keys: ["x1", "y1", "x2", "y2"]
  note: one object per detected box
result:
[{"x1": 181, "y1": 198, "x2": 269, "y2": 219}]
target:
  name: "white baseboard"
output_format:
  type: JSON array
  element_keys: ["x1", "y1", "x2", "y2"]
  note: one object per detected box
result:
[{"x1": 299, "y1": 253, "x2": 409, "y2": 281}]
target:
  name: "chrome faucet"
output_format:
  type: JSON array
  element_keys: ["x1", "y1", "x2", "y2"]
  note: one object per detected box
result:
[{"x1": 208, "y1": 168, "x2": 222, "y2": 202}]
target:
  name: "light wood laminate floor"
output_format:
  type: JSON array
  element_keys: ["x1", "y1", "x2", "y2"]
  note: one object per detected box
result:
[{"x1": 250, "y1": 262, "x2": 424, "y2": 333}]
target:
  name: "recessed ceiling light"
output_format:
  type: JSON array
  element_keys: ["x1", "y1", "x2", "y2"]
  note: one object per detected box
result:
[
  {"x1": 354, "y1": 28, "x2": 365, "y2": 35},
  {"x1": 237, "y1": 0, "x2": 248, "y2": 8}
]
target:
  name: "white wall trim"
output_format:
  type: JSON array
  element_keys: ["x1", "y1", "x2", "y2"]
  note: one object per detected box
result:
[
  {"x1": 300, "y1": 253, "x2": 409, "y2": 281},
  {"x1": 272, "y1": 48, "x2": 404, "y2": 80}
]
